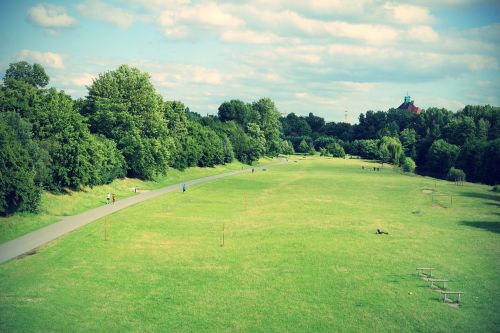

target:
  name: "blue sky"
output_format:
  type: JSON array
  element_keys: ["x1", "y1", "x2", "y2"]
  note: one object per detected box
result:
[{"x1": 1, "y1": 0, "x2": 499, "y2": 122}]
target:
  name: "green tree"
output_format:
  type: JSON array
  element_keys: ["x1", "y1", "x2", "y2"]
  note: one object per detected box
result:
[
  {"x1": 443, "y1": 116, "x2": 476, "y2": 146},
  {"x1": 298, "y1": 139, "x2": 310, "y2": 153},
  {"x1": 326, "y1": 142, "x2": 345, "y2": 158},
  {"x1": 400, "y1": 128, "x2": 417, "y2": 160},
  {"x1": 83, "y1": 65, "x2": 173, "y2": 179},
  {"x1": 379, "y1": 136, "x2": 403, "y2": 165},
  {"x1": 401, "y1": 157, "x2": 416, "y2": 173},
  {"x1": 252, "y1": 98, "x2": 283, "y2": 155},
  {"x1": 347, "y1": 140, "x2": 379, "y2": 160},
  {"x1": 4, "y1": 61, "x2": 49, "y2": 88},
  {"x1": 447, "y1": 167, "x2": 466, "y2": 185},
  {"x1": 281, "y1": 140, "x2": 295, "y2": 155},
  {"x1": 426, "y1": 139, "x2": 460, "y2": 175},
  {"x1": 190, "y1": 122, "x2": 224, "y2": 167},
  {"x1": 0, "y1": 117, "x2": 41, "y2": 215},
  {"x1": 218, "y1": 100, "x2": 259, "y2": 127},
  {"x1": 478, "y1": 139, "x2": 500, "y2": 185},
  {"x1": 305, "y1": 112, "x2": 325, "y2": 133},
  {"x1": 246, "y1": 122, "x2": 266, "y2": 157},
  {"x1": 163, "y1": 101, "x2": 190, "y2": 169},
  {"x1": 0, "y1": 111, "x2": 51, "y2": 187}
]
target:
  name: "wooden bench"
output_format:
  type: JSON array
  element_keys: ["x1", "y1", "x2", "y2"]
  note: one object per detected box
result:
[
  {"x1": 441, "y1": 291, "x2": 464, "y2": 304},
  {"x1": 424, "y1": 278, "x2": 448, "y2": 290},
  {"x1": 416, "y1": 267, "x2": 435, "y2": 277}
]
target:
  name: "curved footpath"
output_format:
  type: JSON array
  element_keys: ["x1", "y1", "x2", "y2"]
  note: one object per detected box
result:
[{"x1": 0, "y1": 160, "x2": 285, "y2": 264}]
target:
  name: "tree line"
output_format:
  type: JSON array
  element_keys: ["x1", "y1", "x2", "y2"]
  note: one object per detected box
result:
[
  {"x1": 0, "y1": 63, "x2": 288, "y2": 215},
  {"x1": 281, "y1": 106, "x2": 499, "y2": 184},
  {"x1": 1, "y1": 62, "x2": 499, "y2": 215}
]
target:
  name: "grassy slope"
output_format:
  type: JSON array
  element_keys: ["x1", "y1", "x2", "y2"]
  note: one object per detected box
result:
[
  {"x1": 0, "y1": 156, "x2": 498, "y2": 332},
  {"x1": 0, "y1": 158, "x2": 271, "y2": 244}
]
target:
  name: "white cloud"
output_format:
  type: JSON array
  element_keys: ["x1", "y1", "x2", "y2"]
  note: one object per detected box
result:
[
  {"x1": 69, "y1": 73, "x2": 95, "y2": 86},
  {"x1": 408, "y1": 26, "x2": 439, "y2": 43},
  {"x1": 324, "y1": 21, "x2": 399, "y2": 43},
  {"x1": 127, "y1": 0, "x2": 191, "y2": 11},
  {"x1": 28, "y1": 4, "x2": 77, "y2": 29},
  {"x1": 157, "y1": 3, "x2": 399, "y2": 44},
  {"x1": 190, "y1": 66, "x2": 224, "y2": 84},
  {"x1": 337, "y1": 81, "x2": 377, "y2": 92},
  {"x1": 17, "y1": 49, "x2": 65, "y2": 69},
  {"x1": 384, "y1": 3, "x2": 435, "y2": 25},
  {"x1": 160, "y1": 3, "x2": 242, "y2": 28},
  {"x1": 159, "y1": 3, "x2": 245, "y2": 39},
  {"x1": 220, "y1": 30, "x2": 284, "y2": 44},
  {"x1": 77, "y1": 0, "x2": 137, "y2": 28},
  {"x1": 224, "y1": 5, "x2": 399, "y2": 44},
  {"x1": 185, "y1": 3, "x2": 243, "y2": 28},
  {"x1": 147, "y1": 64, "x2": 226, "y2": 86}
]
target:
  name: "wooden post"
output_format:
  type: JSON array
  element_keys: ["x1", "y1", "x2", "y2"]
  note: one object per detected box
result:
[
  {"x1": 220, "y1": 223, "x2": 225, "y2": 247},
  {"x1": 104, "y1": 217, "x2": 108, "y2": 241}
]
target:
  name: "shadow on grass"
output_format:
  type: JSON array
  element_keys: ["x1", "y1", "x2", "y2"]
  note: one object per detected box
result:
[
  {"x1": 460, "y1": 192, "x2": 500, "y2": 202},
  {"x1": 460, "y1": 221, "x2": 500, "y2": 234}
]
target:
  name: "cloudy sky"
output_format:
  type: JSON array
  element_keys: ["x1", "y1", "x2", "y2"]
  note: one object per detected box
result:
[{"x1": 0, "y1": 0, "x2": 499, "y2": 122}]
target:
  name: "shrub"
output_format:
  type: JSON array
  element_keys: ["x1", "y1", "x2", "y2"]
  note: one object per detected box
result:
[
  {"x1": 447, "y1": 167, "x2": 466, "y2": 185},
  {"x1": 401, "y1": 157, "x2": 416, "y2": 173},
  {"x1": 326, "y1": 142, "x2": 345, "y2": 158}
]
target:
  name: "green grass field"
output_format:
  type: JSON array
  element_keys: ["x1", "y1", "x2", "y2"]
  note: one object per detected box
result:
[
  {"x1": 0, "y1": 158, "x2": 271, "y2": 244},
  {"x1": 1, "y1": 157, "x2": 499, "y2": 332}
]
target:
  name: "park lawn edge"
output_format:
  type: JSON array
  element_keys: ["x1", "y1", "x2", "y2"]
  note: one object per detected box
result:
[{"x1": 0, "y1": 157, "x2": 274, "y2": 244}]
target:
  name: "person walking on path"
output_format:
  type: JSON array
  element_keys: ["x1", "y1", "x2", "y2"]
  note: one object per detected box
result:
[
  {"x1": 112, "y1": 194, "x2": 116, "y2": 205},
  {"x1": 106, "y1": 193, "x2": 110, "y2": 205},
  {"x1": 182, "y1": 184, "x2": 186, "y2": 193}
]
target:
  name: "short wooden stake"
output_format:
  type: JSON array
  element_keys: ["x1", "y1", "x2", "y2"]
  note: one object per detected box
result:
[
  {"x1": 220, "y1": 223, "x2": 225, "y2": 247},
  {"x1": 104, "y1": 217, "x2": 108, "y2": 241}
]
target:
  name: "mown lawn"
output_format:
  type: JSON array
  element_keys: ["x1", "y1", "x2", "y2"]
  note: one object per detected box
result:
[
  {"x1": 0, "y1": 156, "x2": 498, "y2": 332},
  {"x1": 0, "y1": 158, "x2": 271, "y2": 244}
]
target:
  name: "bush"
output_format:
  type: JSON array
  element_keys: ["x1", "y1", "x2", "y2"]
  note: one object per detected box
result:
[
  {"x1": 492, "y1": 185, "x2": 500, "y2": 192},
  {"x1": 319, "y1": 147, "x2": 330, "y2": 157},
  {"x1": 401, "y1": 157, "x2": 416, "y2": 173},
  {"x1": 326, "y1": 142, "x2": 345, "y2": 158},
  {"x1": 281, "y1": 140, "x2": 295, "y2": 155},
  {"x1": 447, "y1": 167, "x2": 466, "y2": 185}
]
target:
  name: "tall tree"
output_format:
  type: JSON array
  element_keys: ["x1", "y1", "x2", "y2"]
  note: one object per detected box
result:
[
  {"x1": 4, "y1": 61, "x2": 49, "y2": 88},
  {"x1": 0, "y1": 117, "x2": 40, "y2": 215},
  {"x1": 426, "y1": 139, "x2": 460, "y2": 175},
  {"x1": 252, "y1": 98, "x2": 283, "y2": 155},
  {"x1": 83, "y1": 65, "x2": 173, "y2": 179},
  {"x1": 218, "y1": 100, "x2": 259, "y2": 127}
]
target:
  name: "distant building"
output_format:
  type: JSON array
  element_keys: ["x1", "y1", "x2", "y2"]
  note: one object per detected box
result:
[{"x1": 397, "y1": 94, "x2": 422, "y2": 114}]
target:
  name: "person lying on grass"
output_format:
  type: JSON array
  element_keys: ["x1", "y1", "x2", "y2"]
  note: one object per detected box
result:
[{"x1": 376, "y1": 229, "x2": 389, "y2": 235}]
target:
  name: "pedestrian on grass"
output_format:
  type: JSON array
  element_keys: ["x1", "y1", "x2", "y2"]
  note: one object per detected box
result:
[
  {"x1": 182, "y1": 184, "x2": 186, "y2": 193},
  {"x1": 112, "y1": 194, "x2": 116, "y2": 205},
  {"x1": 106, "y1": 193, "x2": 110, "y2": 205}
]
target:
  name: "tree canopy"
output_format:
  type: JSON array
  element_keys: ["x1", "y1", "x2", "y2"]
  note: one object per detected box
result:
[{"x1": 1, "y1": 61, "x2": 499, "y2": 215}]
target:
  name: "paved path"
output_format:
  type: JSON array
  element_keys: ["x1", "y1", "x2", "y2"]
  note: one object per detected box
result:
[{"x1": 0, "y1": 161, "x2": 284, "y2": 264}]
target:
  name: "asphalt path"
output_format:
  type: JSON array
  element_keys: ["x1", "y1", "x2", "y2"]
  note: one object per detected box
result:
[{"x1": 0, "y1": 161, "x2": 284, "y2": 264}]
